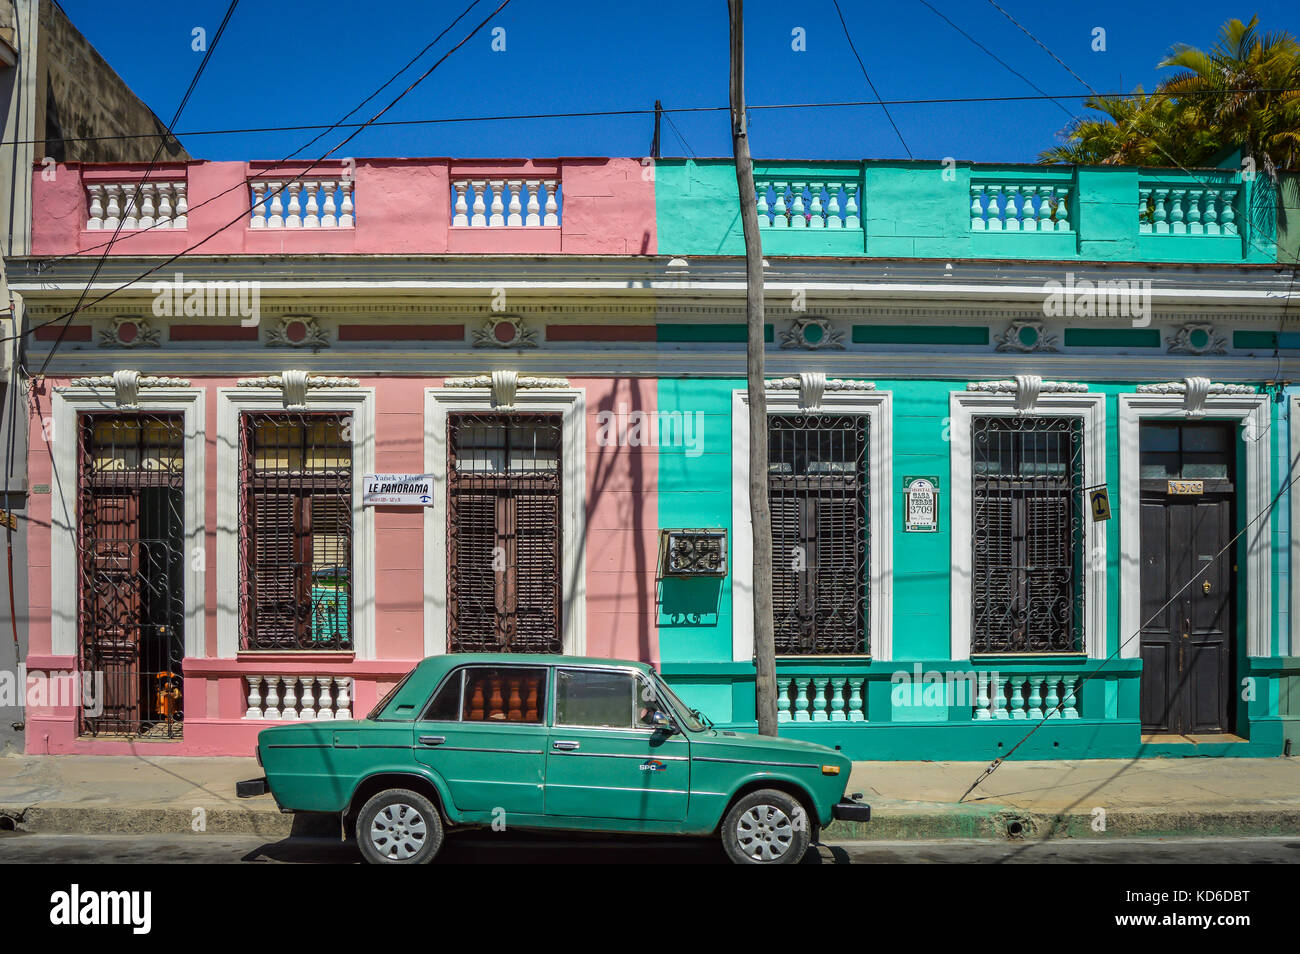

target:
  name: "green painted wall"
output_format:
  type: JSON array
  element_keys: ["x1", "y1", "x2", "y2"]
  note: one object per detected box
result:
[{"x1": 653, "y1": 159, "x2": 1276, "y2": 264}]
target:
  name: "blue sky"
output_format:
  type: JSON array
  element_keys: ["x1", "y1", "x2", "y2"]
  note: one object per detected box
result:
[{"x1": 65, "y1": 0, "x2": 1299, "y2": 163}]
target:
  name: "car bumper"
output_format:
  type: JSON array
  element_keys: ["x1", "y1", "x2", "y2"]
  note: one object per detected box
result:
[
  {"x1": 832, "y1": 798, "x2": 871, "y2": 823},
  {"x1": 236, "y1": 777, "x2": 269, "y2": 798}
]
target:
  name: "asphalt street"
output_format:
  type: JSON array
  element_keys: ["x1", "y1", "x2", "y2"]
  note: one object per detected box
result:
[{"x1": 1, "y1": 830, "x2": 1297, "y2": 863}]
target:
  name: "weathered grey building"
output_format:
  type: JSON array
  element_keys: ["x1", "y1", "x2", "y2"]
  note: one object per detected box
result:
[{"x1": 0, "y1": 0, "x2": 186, "y2": 752}]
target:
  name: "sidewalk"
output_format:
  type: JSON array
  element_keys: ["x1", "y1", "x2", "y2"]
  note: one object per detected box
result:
[{"x1": 1, "y1": 753, "x2": 1298, "y2": 840}]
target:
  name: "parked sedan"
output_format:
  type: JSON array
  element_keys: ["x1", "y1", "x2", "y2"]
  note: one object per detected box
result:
[{"x1": 239, "y1": 653, "x2": 870, "y2": 864}]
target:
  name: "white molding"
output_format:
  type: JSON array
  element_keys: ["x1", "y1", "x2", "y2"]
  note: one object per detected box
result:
[
  {"x1": 949, "y1": 390, "x2": 1107, "y2": 660},
  {"x1": 49, "y1": 387, "x2": 206, "y2": 658},
  {"x1": 731, "y1": 387, "x2": 894, "y2": 662},
  {"x1": 423, "y1": 386, "x2": 587, "y2": 657},
  {"x1": 1119, "y1": 390, "x2": 1271, "y2": 659},
  {"x1": 216, "y1": 386, "x2": 376, "y2": 659}
]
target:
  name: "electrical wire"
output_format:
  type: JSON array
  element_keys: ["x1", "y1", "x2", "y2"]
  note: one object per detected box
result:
[{"x1": 831, "y1": 0, "x2": 913, "y2": 158}]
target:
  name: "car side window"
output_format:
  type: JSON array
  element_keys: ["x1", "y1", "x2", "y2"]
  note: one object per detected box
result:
[
  {"x1": 422, "y1": 671, "x2": 463, "y2": 722},
  {"x1": 634, "y1": 676, "x2": 670, "y2": 729},
  {"x1": 555, "y1": 669, "x2": 637, "y2": 729},
  {"x1": 460, "y1": 667, "x2": 547, "y2": 724}
]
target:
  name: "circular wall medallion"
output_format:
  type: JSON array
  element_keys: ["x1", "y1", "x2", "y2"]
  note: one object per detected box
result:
[
  {"x1": 117, "y1": 320, "x2": 139, "y2": 344},
  {"x1": 493, "y1": 320, "x2": 518, "y2": 345},
  {"x1": 1018, "y1": 324, "x2": 1039, "y2": 348},
  {"x1": 803, "y1": 322, "x2": 825, "y2": 345},
  {"x1": 1189, "y1": 328, "x2": 1210, "y2": 350},
  {"x1": 285, "y1": 319, "x2": 308, "y2": 344}
]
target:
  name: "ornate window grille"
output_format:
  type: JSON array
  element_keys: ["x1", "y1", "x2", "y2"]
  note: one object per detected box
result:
[
  {"x1": 448, "y1": 413, "x2": 563, "y2": 653},
  {"x1": 77, "y1": 413, "x2": 186, "y2": 737},
  {"x1": 971, "y1": 415, "x2": 1085, "y2": 654},
  {"x1": 238, "y1": 412, "x2": 353, "y2": 650},
  {"x1": 767, "y1": 414, "x2": 869, "y2": 655}
]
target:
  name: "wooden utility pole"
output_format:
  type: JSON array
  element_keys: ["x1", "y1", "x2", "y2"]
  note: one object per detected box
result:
[{"x1": 727, "y1": 0, "x2": 777, "y2": 736}]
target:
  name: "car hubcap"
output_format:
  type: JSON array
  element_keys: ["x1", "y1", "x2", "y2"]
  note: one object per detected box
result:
[
  {"x1": 370, "y1": 803, "x2": 428, "y2": 860},
  {"x1": 735, "y1": 804, "x2": 794, "y2": 861}
]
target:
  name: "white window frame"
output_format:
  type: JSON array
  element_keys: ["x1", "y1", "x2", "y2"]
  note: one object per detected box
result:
[
  {"x1": 49, "y1": 386, "x2": 207, "y2": 658},
  {"x1": 1120, "y1": 390, "x2": 1270, "y2": 659},
  {"x1": 731, "y1": 388, "x2": 894, "y2": 663},
  {"x1": 950, "y1": 391, "x2": 1107, "y2": 660},
  {"x1": 1291, "y1": 394, "x2": 1300, "y2": 657},
  {"x1": 216, "y1": 387, "x2": 376, "y2": 659},
  {"x1": 424, "y1": 387, "x2": 587, "y2": 657}
]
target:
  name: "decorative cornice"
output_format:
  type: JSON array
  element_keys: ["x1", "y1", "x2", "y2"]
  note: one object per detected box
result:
[
  {"x1": 68, "y1": 370, "x2": 190, "y2": 407},
  {"x1": 237, "y1": 371, "x2": 360, "y2": 409},
  {"x1": 444, "y1": 370, "x2": 568, "y2": 407},
  {"x1": 1135, "y1": 377, "x2": 1255, "y2": 417},
  {"x1": 994, "y1": 319, "x2": 1058, "y2": 354},
  {"x1": 1167, "y1": 322, "x2": 1227, "y2": 356},
  {"x1": 968, "y1": 375, "x2": 1088, "y2": 411},
  {"x1": 767, "y1": 373, "x2": 874, "y2": 409}
]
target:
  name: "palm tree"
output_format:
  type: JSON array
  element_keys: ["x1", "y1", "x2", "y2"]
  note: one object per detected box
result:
[
  {"x1": 1159, "y1": 16, "x2": 1300, "y2": 175},
  {"x1": 1040, "y1": 16, "x2": 1300, "y2": 173}
]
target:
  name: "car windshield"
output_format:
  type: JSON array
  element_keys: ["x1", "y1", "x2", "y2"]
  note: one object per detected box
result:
[
  {"x1": 652, "y1": 676, "x2": 708, "y2": 732},
  {"x1": 366, "y1": 670, "x2": 414, "y2": 720}
]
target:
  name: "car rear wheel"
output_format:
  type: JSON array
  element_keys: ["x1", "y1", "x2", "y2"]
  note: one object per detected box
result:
[
  {"x1": 357, "y1": 789, "x2": 444, "y2": 864},
  {"x1": 721, "y1": 789, "x2": 811, "y2": 864}
]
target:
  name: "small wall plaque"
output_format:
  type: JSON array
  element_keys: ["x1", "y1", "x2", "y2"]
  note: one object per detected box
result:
[
  {"x1": 1168, "y1": 480, "x2": 1204, "y2": 495},
  {"x1": 904, "y1": 476, "x2": 939, "y2": 532},
  {"x1": 658, "y1": 529, "x2": 727, "y2": 578}
]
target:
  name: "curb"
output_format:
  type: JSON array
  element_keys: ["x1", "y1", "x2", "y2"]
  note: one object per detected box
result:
[{"x1": 0, "y1": 803, "x2": 335, "y2": 837}]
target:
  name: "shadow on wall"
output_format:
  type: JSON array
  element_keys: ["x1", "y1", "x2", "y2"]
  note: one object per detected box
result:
[{"x1": 657, "y1": 577, "x2": 722, "y2": 627}]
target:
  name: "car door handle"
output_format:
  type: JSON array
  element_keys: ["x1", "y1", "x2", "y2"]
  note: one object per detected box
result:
[
  {"x1": 552, "y1": 741, "x2": 580, "y2": 751},
  {"x1": 418, "y1": 735, "x2": 446, "y2": 747}
]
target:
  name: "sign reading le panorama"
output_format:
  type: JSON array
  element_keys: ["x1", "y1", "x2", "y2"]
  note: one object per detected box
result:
[{"x1": 362, "y1": 474, "x2": 435, "y2": 507}]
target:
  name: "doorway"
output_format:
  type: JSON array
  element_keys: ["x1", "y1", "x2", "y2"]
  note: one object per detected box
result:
[{"x1": 1138, "y1": 422, "x2": 1235, "y2": 735}]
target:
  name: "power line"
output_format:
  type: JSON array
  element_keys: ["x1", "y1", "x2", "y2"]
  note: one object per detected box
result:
[
  {"x1": 831, "y1": 0, "x2": 913, "y2": 158},
  {"x1": 6, "y1": 87, "x2": 1300, "y2": 149},
  {"x1": 15, "y1": 0, "x2": 516, "y2": 350},
  {"x1": 35, "y1": 0, "x2": 242, "y2": 375},
  {"x1": 915, "y1": 0, "x2": 1075, "y2": 119},
  {"x1": 983, "y1": 0, "x2": 1096, "y2": 91}
]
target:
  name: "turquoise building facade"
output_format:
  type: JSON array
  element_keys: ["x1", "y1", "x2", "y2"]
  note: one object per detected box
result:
[{"x1": 652, "y1": 156, "x2": 1300, "y2": 760}]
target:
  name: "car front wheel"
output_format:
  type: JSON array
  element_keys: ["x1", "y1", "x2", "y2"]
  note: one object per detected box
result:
[
  {"x1": 720, "y1": 789, "x2": 811, "y2": 864},
  {"x1": 357, "y1": 789, "x2": 444, "y2": 864}
]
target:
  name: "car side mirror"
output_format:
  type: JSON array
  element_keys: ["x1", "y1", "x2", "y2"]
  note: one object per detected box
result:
[{"x1": 650, "y1": 710, "x2": 677, "y2": 733}]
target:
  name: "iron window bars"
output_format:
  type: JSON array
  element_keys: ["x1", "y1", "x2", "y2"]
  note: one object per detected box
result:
[
  {"x1": 768, "y1": 413, "x2": 869, "y2": 655},
  {"x1": 77, "y1": 413, "x2": 186, "y2": 737},
  {"x1": 238, "y1": 412, "x2": 353, "y2": 651},
  {"x1": 448, "y1": 412, "x2": 563, "y2": 653},
  {"x1": 971, "y1": 415, "x2": 1085, "y2": 654}
]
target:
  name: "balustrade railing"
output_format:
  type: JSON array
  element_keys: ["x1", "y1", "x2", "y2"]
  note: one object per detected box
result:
[
  {"x1": 756, "y1": 179, "x2": 861, "y2": 229},
  {"x1": 973, "y1": 673, "x2": 1080, "y2": 720},
  {"x1": 451, "y1": 178, "x2": 560, "y2": 227},
  {"x1": 776, "y1": 674, "x2": 867, "y2": 722},
  {"x1": 249, "y1": 179, "x2": 354, "y2": 229},
  {"x1": 86, "y1": 181, "x2": 188, "y2": 230},
  {"x1": 1138, "y1": 182, "x2": 1239, "y2": 236},
  {"x1": 970, "y1": 181, "x2": 1072, "y2": 232},
  {"x1": 243, "y1": 675, "x2": 354, "y2": 720}
]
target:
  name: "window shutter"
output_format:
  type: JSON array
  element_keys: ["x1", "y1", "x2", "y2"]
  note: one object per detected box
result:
[
  {"x1": 769, "y1": 496, "x2": 803, "y2": 654},
  {"x1": 250, "y1": 492, "x2": 297, "y2": 648},
  {"x1": 513, "y1": 489, "x2": 562, "y2": 653},
  {"x1": 972, "y1": 492, "x2": 1018, "y2": 654},
  {"x1": 812, "y1": 488, "x2": 865, "y2": 655},
  {"x1": 448, "y1": 491, "x2": 501, "y2": 652}
]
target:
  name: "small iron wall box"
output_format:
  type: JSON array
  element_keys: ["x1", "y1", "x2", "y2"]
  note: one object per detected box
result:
[
  {"x1": 658, "y1": 529, "x2": 728, "y2": 578},
  {"x1": 903, "y1": 476, "x2": 939, "y2": 532}
]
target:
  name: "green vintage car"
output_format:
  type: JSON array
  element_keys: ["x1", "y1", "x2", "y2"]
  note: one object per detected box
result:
[{"x1": 239, "y1": 653, "x2": 870, "y2": 864}]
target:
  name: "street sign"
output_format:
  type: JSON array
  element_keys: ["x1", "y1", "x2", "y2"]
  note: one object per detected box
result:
[
  {"x1": 362, "y1": 474, "x2": 434, "y2": 507},
  {"x1": 904, "y1": 476, "x2": 939, "y2": 532},
  {"x1": 1089, "y1": 487, "x2": 1111, "y2": 522}
]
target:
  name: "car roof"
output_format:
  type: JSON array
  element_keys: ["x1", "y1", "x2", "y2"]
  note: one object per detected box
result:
[{"x1": 416, "y1": 653, "x2": 653, "y2": 674}]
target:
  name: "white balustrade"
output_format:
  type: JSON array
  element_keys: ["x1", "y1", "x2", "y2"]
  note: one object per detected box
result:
[
  {"x1": 451, "y1": 178, "x2": 560, "y2": 227},
  {"x1": 758, "y1": 179, "x2": 860, "y2": 229},
  {"x1": 973, "y1": 674, "x2": 1080, "y2": 720},
  {"x1": 776, "y1": 674, "x2": 867, "y2": 723},
  {"x1": 249, "y1": 179, "x2": 354, "y2": 229},
  {"x1": 85, "y1": 180, "x2": 188, "y2": 230},
  {"x1": 243, "y1": 675, "x2": 355, "y2": 720},
  {"x1": 970, "y1": 181, "x2": 1072, "y2": 232},
  {"x1": 1139, "y1": 183, "x2": 1239, "y2": 236}
]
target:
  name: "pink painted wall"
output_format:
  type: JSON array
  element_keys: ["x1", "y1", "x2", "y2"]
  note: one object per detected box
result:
[
  {"x1": 30, "y1": 158, "x2": 657, "y2": 257},
  {"x1": 23, "y1": 375, "x2": 659, "y2": 755}
]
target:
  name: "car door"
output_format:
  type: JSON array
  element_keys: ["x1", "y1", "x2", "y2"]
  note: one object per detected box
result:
[
  {"x1": 544, "y1": 666, "x2": 689, "y2": 822},
  {"x1": 412, "y1": 664, "x2": 548, "y2": 816}
]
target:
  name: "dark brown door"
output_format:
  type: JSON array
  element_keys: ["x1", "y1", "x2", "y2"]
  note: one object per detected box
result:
[{"x1": 1138, "y1": 423, "x2": 1235, "y2": 735}]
